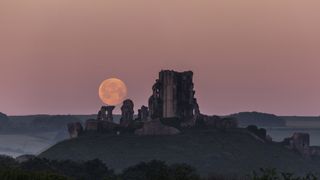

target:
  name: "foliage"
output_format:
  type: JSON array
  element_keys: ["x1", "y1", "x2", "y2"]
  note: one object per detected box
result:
[
  {"x1": 168, "y1": 163, "x2": 200, "y2": 180},
  {"x1": 20, "y1": 158, "x2": 116, "y2": 180},
  {"x1": 121, "y1": 160, "x2": 200, "y2": 180},
  {"x1": 0, "y1": 155, "x2": 19, "y2": 169},
  {"x1": 250, "y1": 168, "x2": 317, "y2": 180},
  {"x1": 0, "y1": 155, "x2": 318, "y2": 180},
  {"x1": 0, "y1": 168, "x2": 70, "y2": 180}
]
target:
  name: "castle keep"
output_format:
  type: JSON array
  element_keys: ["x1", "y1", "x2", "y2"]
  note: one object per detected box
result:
[{"x1": 148, "y1": 70, "x2": 199, "y2": 121}]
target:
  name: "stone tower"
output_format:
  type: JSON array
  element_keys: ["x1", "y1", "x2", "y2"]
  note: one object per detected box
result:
[{"x1": 148, "y1": 70, "x2": 198, "y2": 121}]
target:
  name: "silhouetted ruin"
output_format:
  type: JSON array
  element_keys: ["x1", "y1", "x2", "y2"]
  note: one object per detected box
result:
[
  {"x1": 65, "y1": 69, "x2": 320, "y2": 158},
  {"x1": 69, "y1": 70, "x2": 238, "y2": 136},
  {"x1": 97, "y1": 106, "x2": 107, "y2": 121},
  {"x1": 120, "y1": 99, "x2": 134, "y2": 127},
  {"x1": 136, "y1": 105, "x2": 149, "y2": 122},
  {"x1": 105, "y1": 106, "x2": 115, "y2": 122},
  {"x1": 148, "y1": 70, "x2": 198, "y2": 122}
]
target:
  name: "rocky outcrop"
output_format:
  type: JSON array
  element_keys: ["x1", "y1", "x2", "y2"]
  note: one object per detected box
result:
[
  {"x1": 135, "y1": 119, "x2": 180, "y2": 136},
  {"x1": 120, "y1": 99, "x2": 134, "y2": 127},
  {"x1": 67, "y1": 122, "x2": 83, "y2": 138}
]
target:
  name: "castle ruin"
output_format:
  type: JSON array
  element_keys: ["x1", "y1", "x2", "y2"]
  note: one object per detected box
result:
[
  {"x1": 148, "y1": 70, "x2": 199, "y2": 123},
  {"x1": 68, "y1": 70, "x2": 237, "y2": 137}
]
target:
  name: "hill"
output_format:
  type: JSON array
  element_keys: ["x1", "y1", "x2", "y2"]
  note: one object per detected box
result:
[
  {"x1": 0, "y1": 112, "x2": 9, "y2": 127},
  {"x1": 4, "y1": 114, "x2": 121, "y2": 133},
  {"x1": 39, "y1": 129, "x2": 320, "y2": 176},
  {"x1": 229, "y1": 112, "x2": 286, "y2": 127},
  {"x1": 282, "y1": 116, "x2": 320, "y2": 128}
]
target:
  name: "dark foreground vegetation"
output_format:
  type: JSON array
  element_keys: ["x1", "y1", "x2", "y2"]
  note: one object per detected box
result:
[{"x1": 0, "y1": 155, "x2": 318, "y2": 180}]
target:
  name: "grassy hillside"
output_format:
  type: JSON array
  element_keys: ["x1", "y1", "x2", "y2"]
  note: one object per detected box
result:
[{"x1": 39, "y1": 129, "x2": 320, "y2": 176}]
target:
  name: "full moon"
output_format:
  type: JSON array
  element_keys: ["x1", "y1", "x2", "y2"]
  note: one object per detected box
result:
[{"x1": 98, "y1": 78, "x2": 128, "y2": 105}]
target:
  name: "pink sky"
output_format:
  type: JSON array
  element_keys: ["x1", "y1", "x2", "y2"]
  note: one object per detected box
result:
[{"x1": 0, "y1": 0, "x2": 319, "y2": 116}]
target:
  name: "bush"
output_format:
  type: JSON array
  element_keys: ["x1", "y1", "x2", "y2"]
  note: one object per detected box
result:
[
  {"x1": 0, "y1": 155, "x2": 18, "y2": 169},
  {"x1": 121, "y1": 160, "x2": 169, "y2": 180},
  {"x1": 0, "y1": 168, "x2": 69, "y2": 180},
  {"x1": 250, "y1": 168, "x2": 317, "y2": 180},
  {"x1": 0, "y1": 157, "x2": 318, "y2": 180},
  {"x1": 121, "y1": 160, "x2": 200, "y2": 180},
  {"x1": 169, "y1": 163, "x2": 200, "y2": 180},
  {"x1": 20, "y1": 158, "x2": 116, "y2": 180}
]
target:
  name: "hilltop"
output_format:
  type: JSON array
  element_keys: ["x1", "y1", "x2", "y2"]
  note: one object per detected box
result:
[{"x1": 39, "y1": 129, "x2": 320, "y2": 176}]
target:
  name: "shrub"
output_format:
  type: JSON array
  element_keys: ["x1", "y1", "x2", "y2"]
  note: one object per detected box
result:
[
  {"x1": 250, "y1": 168, "x2": 317, "y2": 180},
  {"x1": 121, "y1": 160, "x2": 201, "y2": 180}
]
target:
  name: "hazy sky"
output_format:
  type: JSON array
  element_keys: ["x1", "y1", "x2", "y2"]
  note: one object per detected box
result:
[{"x1": 0, "y1": 0, "x2": 319, "y2": 116}]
